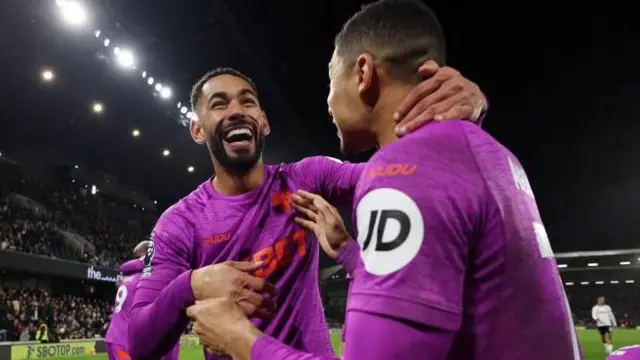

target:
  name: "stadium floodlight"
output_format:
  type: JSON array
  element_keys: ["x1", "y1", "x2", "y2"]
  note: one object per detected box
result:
[
  {"x1": 587, "y1": 262, "x2": 598, "y2": 267},
  {"x1": 103, "y1": 38, "x2": 110, "y2": 47},
  {"x1": 114, "y1": 48, "x2": 135, "y2": 69},
  {"x1": 94, "y1": 30, "x2": 100, "y2": 38},
  {"x1": 59, "y1": 1, "x2": 88, "y2": 26},
  {"x1": 91, "y1": 185, "x2": 97, "y2": 195},
  {"x1": 187, "y1": 166, "x2": 195, "y2": 173},
  {"x1": 41, "y1": 69, "x2": 55, "y2": 82},
  {"x1": 132, "y1": 129, "x2": 140, "y2": 137},
  {"x1": 620, "y1": 261, "x2": 631, "y2": 265},
  {"x1": 180, "y1": 106, "x2": 188, "y2": 114},
  {"x1": 160, "y1": 87, "x2": 172, "y2": 99},
  {"x1": 147, "y1": 77, "x2": 155, "y2": 85},
  {"x1": 557, "y1": 264, "x2": 567, "y2": 268},
  {"x1": 176, "y1": 102, "x2": 182, "y2": 109},
  {"x1": 142, "y1": 71, "x2": 147, "y2": 78},
  {"x1": 154, "y1": 83, "x2": 163, "y2": 92},
  {"x1": 92, "y1": 102, "x2": 104, "y2": 114},
  {"x1": 186, "y1": 112, "x2": 195, "y2": 120},
  {"x1": 162, "y1": 149, "x2": 170, "y2": 157}
]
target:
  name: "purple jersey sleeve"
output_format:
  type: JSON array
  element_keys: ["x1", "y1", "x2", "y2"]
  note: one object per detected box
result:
[
  {"x1": 119, "y1": 259, "x2": 143, "y2": 275},
  {"x1": 335, "y1": 239, "x2": 360, "y2": 276},
  {"x1": 349, "y1": 121, "x2": 485, "y2": 332},
  {"x1": 250, "y1": 310, "x2": 453, "y2": 360},
  {"x1": 291, "y1": 156, "x2": 365, "y2": 208},
  {"x1": 128, "y1": 208, "x2": 196, "y2": 359}
]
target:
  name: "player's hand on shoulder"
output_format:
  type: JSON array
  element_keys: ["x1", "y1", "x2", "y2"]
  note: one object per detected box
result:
[
  {"x1": 393, "y1": 60, "x2": 487, "y2": 136},
  {"x1": 190, "y1": 261, "x2": 277, "y2": 319},
  {"x1": 292, "y1": 190, "x2": 349, "y2": 259}
]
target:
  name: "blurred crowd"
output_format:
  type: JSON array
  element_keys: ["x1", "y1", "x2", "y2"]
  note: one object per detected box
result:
[
  {"x1": 0, "y1": 161, "x2": 156, "y2": 269},
  {"x1": 0, "y1": 287, "x2": 110, "y2": 342}
]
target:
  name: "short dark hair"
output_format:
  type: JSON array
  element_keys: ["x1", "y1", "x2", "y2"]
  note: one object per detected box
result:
[
  {"x1": 334, "y1": 0, "x2": 446, "y2": 83},
  {"x1": 189, "y1": 67, "x2": 259, "y2": 111}
]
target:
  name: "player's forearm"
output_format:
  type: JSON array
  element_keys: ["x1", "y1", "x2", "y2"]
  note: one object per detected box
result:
[
  {"x1": 335, "y1": 239, "x2": 359, "y2": 276},
  {"x1": 128, "y1": 270, "x2": 195, "y2": 359}
]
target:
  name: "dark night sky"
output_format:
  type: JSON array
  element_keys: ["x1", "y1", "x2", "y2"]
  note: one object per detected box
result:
[{"x1": 0, "y1": 0, "x2": 639, "y2": 253}]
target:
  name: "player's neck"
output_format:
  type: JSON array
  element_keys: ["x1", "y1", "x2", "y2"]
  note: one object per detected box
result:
[
  {"x1": 212, "y1": 161, "x2": 265, "y2": 196},
  {"x1": 372, "y1": 83, "x2": 414, "y2": 147}
]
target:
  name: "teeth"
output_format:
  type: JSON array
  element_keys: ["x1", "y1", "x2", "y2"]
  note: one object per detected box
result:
[{"x1": 226, "y1": 128, "x2": 252, "y2": 138}]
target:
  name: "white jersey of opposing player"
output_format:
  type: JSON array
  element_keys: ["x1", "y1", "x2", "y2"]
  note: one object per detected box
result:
[{"x1": 592, "y1": 305, "x2": 617, "y2": 327}]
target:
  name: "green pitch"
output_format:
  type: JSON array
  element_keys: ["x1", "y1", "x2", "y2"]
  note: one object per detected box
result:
[{"x1": 53, "y1": 328, "x2": 639, "y2": 360}]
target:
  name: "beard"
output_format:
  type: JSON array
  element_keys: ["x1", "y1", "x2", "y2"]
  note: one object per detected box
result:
[{"x1": 206, "y1": 115, "x2": 265, "y2": 174}]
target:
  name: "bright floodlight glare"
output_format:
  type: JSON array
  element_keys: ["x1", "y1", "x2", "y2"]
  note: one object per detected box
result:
[
  {"x1": 60, "y1": 1, "x2": 87, "y2": 26},
  {"x1": 180, "y1": 106, "x2": 188, "y2": 114},
  {"x1": 154, "y1": 83, "x2": 163, "y2": 91},
  {"x1": 186, "y1": 112, "x2": 194, "y2": 120},
  {"x1": 187, "y1": 166, "x2": 195, "y2": 173},
  {"x1": 147, "y1": 77, "x2": 154, "y2": 85},
  {"x1": 103, "y1": 38, "x2": 110, "y2": 47},
  {"x1": 94, "y1": 30, "x2": 100, "y2": 38},
  {"x1": 160, "y1": 87, "x2": 172, "y2": 99},
  {"x1": 141, "y1": 71, "x2": 146, "y2": 78},
  {"x1": 41, "y1": 69, "x2": 55, "y2": 82},
  {"x1": 132, "y1": 129, "x2": 140, "y2": 137},
  {"x1": 116, "y1": 49, "x2": 135, "y2": 68},
  {"x1": 74, "y1": 165, "x2": 79, "y2": 169},
  {"x1": 162, "y1": 149, "x2": 170, "y2": 156},
  {"x1": 153, "y1": 200, "x2": 157, "y2": 205},
  {"x1": 91, "y1": 185, "x2": 97, "y2": 195},
  {"x1": 92, "y1": 102, "x2": 104, "y2": 114}
]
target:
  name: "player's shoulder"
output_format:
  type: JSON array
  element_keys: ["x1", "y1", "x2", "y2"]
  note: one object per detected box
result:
[
  {"x1": 153, "y1": 181, "x2": 211, "y2": 237},
  {"x1": 283, "y1": 155, "x2": 346, "y2": 171},
  {"x1": 280, "y1": 156, "x2": 350, "y2": 185}
]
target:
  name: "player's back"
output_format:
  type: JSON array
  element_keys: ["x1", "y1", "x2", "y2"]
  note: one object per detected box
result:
[
  {"x1": 608, "y1": 345, "x2": 640, "y2": 359},
  {"x1": 456, "y1": 121, "x2": 581, "y2": 359},
  {"x1": 350, "y1": 121, "x2": 580, "y2": 360}
]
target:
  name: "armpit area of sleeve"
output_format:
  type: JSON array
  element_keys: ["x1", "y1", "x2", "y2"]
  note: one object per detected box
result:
[{"x1": 348, "y1": 290, "x2": 461, "y2": 331}]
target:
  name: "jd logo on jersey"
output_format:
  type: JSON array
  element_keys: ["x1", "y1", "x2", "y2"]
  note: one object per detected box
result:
[{"x1": 356, "y1": 188, "x2": 424, "y2": 276}]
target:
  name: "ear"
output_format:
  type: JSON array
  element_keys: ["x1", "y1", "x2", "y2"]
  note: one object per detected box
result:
[
  {"x1": 261, "y1": 111, "x2": 271, "y2": 136},
  {"x1": 190, "y1": 117, "x2": 206, "y2": 144},
  {"x1": 355, "y1": 53, "x2": 375, "y2": 96}
]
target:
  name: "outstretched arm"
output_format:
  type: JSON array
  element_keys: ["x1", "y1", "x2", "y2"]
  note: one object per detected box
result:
[{"x1": 128, "y1": 215, "x2": 195, "y2": 359}]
